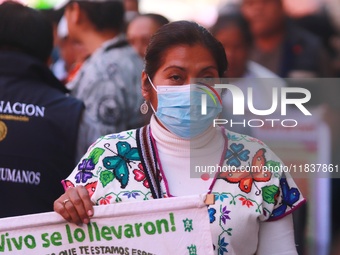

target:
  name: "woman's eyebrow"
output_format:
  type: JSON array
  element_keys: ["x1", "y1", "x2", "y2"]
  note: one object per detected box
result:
[
  {"x1": 200, "y1": 66, "x2": 218, "y2": 72},
  {"x1": 162, "y1": 65, "x2": 218, "y2": 73},
  {"x1": 162, "y1": 65, "x2": 186, "y2": 72}
]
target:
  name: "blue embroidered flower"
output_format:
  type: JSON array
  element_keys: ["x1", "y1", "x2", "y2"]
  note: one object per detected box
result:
[
  {"x1": 75, "y1": 158, "x2": 95, "y2": 183},
  {"x1": 271, "y1": 178, "x2": 301, "y2": 219},
  {"x1": 221, "y1": 206, "x2": 231, "y2": 224},
  {"x1": 208, "y1": 208, "x2": 216, "y2": 223},
  {"x1": 214, "y1": 193, "x2": 228, "y2": 202},
  {"x1": 225, "y1": 143, "x2": 250, "y2": 167},
  {"x1": 218, "y1": 237, "x2": 229, "y2": 254},
  {"x1": 122, "y1": 191, "x2": 140, "y2": 199}
]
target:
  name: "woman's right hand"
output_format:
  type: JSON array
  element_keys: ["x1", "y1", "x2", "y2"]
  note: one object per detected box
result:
[{"x1": 54, "y1": 186, "x2": 94, "y2": 226}]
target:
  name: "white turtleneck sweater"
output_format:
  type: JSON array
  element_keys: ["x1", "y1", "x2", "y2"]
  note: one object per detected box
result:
[{"x1": 149, "y1": 115, "x2": 226, "y2": 196}]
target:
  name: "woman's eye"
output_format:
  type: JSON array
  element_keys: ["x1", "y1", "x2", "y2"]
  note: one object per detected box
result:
[
  {"x1": 170, "y1": 75, "x2": 181, "y2": 81},
  {"x1": 198, "y1": 77, "x2": 213, "y2": 85}
]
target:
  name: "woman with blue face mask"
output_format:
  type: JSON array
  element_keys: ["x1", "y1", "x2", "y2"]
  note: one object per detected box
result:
[{"x1": 54, "y1": 20, "x2": 304, "y2": 254}]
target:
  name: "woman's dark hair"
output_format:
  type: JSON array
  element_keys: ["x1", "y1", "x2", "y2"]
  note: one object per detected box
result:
[
  {"x1": 70, "y1": 0, "x2": 125, "y2": 32},
  {"x1": 210, "y1": 13, "x2": 252, "y2": 46},
  {"x1": 0, "y1": 1, "x2": 53, "y2": 62},
  {"x1": 144, "y1": 20, "x2": 228, "y2": 79}
]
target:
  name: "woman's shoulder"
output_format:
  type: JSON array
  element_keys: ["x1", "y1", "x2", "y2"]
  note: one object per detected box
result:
[
  {"x1": 88, "y1": 128, "x2": 140, "y2": 150},
  {"x1": 225, "y1": 129, "x2": 273, "y2": 153},
  {"x1": 223, "y1": 128, "x2": 284, "y2": 178},
  {"x1": 63, "y1": 127, "x2": 146, "y2": 200},
  {"x1": 218, "y1": 128, "x2": 305, "y2": 222}
]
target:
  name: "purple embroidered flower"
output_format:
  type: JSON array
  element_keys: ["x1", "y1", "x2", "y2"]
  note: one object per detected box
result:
[
  {"x1": 218, "y1": 237, "x2": 229, "y2": 255},
  {"x1": 123, "y1": 191, "x2": 140, "y2": 199},
  {"x1": 221, "y1": 206, "x2": 231, "y2": 224},
  {"x1": 75, "y1": 158, "x2": 95, "y2": 183}
]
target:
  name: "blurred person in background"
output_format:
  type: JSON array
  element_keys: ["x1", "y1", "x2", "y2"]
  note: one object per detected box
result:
[
  {"x1": 211, "y1": 12, "x2": 283, "y2": 80},
  {"x1": 211, "y1": 13, "x2": 254, "y2": 79},
  {"x1": 272, "y1": 0, "x2": 340, "y2": 251},
  {"x1": 124, "y1": 0, "x2": 139, "y2": 24},
  {"x1": 63, "y1": 0, "x2": 146, "y2": 141},
  {"x1": 210, "y1": 13, "x2": 285, "y2": 135},
  {"x1": 127, "y1": 13, "x2": 169, "y2": 58},
  {"x1": 285, "y1": 7, "x2": 340, "y2": 247},
  {"x1": 291, "y1": 8, "x2": 336, "y2": 58},
  {"x1": 213, "y1": 8, "x2": 310, "y2": 254},
  {"x1": 240, "y1": 1, "x2": 335, "y2": 253},
  {"x1": 55, "y1": 15, "x2": 89, "y2": 84},
  {"x1": 0, "y1": 1, "x2": 95, "y2": 217},
  {"x1": 40, "y1": 7, "x2": 65, "y2": 78},
  {"x1": 241, "y1": 0, "x2": 331, "y2": 78},
  {"x1": 324, "y1": 0, "x2": 340, "y2": 77}
]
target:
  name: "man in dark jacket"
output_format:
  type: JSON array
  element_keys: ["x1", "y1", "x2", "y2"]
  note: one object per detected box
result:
[
  {"x1": 0, "y1": 1, "x2": 89, "y2": 217},
  {"x1": 241, "y1": 0, "x2": 331, "y2": 78}
]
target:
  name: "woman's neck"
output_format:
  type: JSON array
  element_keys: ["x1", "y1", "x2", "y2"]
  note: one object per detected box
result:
[{"x1": 149, "y1": 115, "x2": 223, "y2": 157}]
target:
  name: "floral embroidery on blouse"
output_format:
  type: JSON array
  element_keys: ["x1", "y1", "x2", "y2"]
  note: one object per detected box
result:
[{"x1": 62, "y1": 127, "x2": 306, "y2": 254}]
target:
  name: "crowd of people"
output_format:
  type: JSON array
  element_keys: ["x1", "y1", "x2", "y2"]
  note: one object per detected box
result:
[{"x1": 1, "y1": 0, "x2": 340, "y2": 254}]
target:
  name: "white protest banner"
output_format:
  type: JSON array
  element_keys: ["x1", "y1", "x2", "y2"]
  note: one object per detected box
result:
[{"x1": 0, "y1": 194, "x2": 214, "y2": 255}]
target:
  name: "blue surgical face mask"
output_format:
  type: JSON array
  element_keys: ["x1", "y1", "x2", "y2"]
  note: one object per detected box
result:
[{"x1": 148, "y1": 76, "x2": 222, "y2": 139}]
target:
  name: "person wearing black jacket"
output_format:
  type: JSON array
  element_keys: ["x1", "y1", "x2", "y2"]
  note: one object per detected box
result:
[{"x1": 0, "y1": 1, "x2": 94, "y2": 218}]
